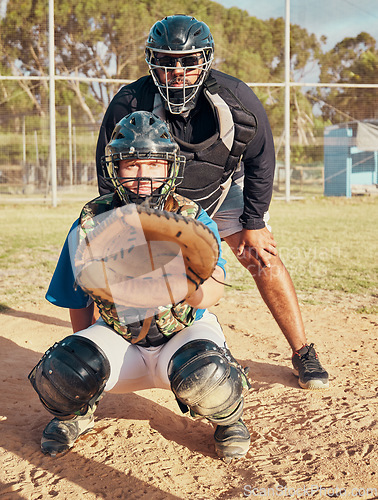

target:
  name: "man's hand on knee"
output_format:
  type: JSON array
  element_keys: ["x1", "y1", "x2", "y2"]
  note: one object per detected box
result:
[{"x1": 236, "y1": 228, "x2": 277, "y2": 268}]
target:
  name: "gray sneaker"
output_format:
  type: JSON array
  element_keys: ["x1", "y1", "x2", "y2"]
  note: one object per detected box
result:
[
  {"x1": 214, "y1": 419, "x2": 250, "y2": 463},
  {"x1": 292, "y1": 343, "x2": 329, "y2": 390},
  {"x1": 41, "y1": 414, "x2": 95, "y2": 457}
]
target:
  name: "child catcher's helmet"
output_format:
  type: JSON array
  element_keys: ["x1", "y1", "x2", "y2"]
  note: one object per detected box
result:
[{"x1": 102, "y1": 111, "x2": 185, "y2": 208}]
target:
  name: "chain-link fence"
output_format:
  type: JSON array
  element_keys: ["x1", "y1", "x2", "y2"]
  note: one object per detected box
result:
[{"x1": 0, "y1": 1, "x2": 377, "y2": 204}]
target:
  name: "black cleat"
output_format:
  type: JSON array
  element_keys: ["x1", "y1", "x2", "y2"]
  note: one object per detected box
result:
[
  {"x1": 214, "y1": 419, "x2": 250, "y2": 463},
  {"x1": 41, "y1": 414, "x2": 94, "y2": 457},
  {"x1": 292, "y1": 343, "x2": 329, "y2": 390}
]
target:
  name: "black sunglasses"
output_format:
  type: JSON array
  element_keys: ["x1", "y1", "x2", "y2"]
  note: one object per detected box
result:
[{"x1": 153, "y1": 54, "x2": 204, "y2": 68}]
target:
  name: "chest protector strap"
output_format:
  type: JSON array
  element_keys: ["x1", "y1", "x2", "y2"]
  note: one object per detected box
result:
[{"x1": 153, "y1": 77, "x2": 257, "y2": 217}]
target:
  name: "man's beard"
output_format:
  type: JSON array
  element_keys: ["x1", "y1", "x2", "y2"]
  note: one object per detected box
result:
[{"x1": 167, "y1": 75, "x2": 193, "y2": 87}]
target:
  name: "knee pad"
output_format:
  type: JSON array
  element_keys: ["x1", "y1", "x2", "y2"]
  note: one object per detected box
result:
[
  {"x1": 28, "y1": 335, "x2": 110, "y2": 420},
  {"x1": 167, "y1": 340, "x2": 244, "y2": 425}
]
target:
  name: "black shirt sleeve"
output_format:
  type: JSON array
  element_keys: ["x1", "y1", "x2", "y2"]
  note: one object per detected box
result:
[{"x1": 234, "y1": 80, "x2": 276, "y2": 230}]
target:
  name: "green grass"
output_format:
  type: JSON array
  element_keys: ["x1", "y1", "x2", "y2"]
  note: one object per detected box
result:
[
  {"x1": 223, "y1": 195, "x2": 378, "y2": 301},
  {"x1": 272, "y1": 196, "x2": 377, "y2": 294},
  {"x1": 0, "y1": 194, "x2": 377, "y2": 310},
  {"x1": 0, "y1": 197, "x2": 90, "y2": 307}
]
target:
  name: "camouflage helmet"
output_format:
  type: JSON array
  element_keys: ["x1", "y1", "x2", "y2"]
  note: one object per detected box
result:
[{"x1": 102, "y1": 111, "x2": 185, "y2": 208}]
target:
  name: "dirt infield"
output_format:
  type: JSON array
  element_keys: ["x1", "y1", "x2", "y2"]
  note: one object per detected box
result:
[{"x1": 0, "y1": 290, "x2": 377, "y2": 499}]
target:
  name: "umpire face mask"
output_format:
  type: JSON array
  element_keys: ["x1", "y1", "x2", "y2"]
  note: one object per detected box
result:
[{"x1": 146, "y1": 50, "x2": 213, "y2": 114}]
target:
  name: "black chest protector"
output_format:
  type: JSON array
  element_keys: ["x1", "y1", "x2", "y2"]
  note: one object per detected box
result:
[{"x1": 148, "y1": 77, "x2": 258, "y2": 217}]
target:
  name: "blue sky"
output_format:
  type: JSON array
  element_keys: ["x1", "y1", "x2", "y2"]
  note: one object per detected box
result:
[{"x1": 216, "y1": 0, "x2": 378, "y2": 50}]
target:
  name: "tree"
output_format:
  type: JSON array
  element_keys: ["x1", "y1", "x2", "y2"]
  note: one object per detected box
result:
[
  {"x1": 0, "y1": 0, "x2": 50, "y2": 118},
  {"x1": 317, "y1": 33, "x2": 378, "y2": 122},
  {"x1": 1, "y1": 0, "x2": 359, "y2": 136}
]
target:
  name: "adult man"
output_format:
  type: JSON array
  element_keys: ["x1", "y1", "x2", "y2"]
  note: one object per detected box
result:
[
  {"x1": 95, "y1": 15, "x2": 329, "y2": 390},
  {"x1": 29, "y1": 111, "x2": 251, "y2": 462}
]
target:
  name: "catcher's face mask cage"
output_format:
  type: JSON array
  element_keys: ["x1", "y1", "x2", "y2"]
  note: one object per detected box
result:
[
  {"x1": 145, "y1": 15, "x2": 214, "y2": 114},
  {"x1": 102, "y1": 111, "x2": 185, "y2": 209}
]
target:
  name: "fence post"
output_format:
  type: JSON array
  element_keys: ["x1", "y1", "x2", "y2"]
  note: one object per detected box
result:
[
  {"x1": 73, "y1": 125, "x2": 77, "y2": 184},
  {"x1": 22, "y1": 117, "x2": 26, "y2": 166},
  {"x1": 49, "y1": 0, "x2": 57, "y2": 206},
  {"x1": 68, "y1": 105, "x2": 73, "y2": 189},
  {"x1": 285, "y1": 0, "x2": 291, "y2": 202}
]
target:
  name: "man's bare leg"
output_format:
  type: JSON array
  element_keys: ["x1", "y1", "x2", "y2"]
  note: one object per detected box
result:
[{"x1": 223, "y1": 232, "x2": 329, "y2": 389}]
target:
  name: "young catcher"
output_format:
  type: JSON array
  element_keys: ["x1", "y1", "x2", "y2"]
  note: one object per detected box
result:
[{"x1": 29, "y1": 111, "x2": 251, "y2": 463}]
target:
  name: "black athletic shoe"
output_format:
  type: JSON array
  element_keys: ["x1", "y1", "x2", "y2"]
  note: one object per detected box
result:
[
  {"x1": 214, "y1": 419, "x2": 250, "y2": 462},
  {"x1": 41, "y1": 414, "x2": 95, "y2": 457},
  {"x1": 292, "y1": 343, "x2": 329, "y2": 390}
]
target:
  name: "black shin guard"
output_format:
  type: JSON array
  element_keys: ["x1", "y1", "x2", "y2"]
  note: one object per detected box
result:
[
  {"x1": 29, "y1": 335, "x2": 110, "y2": 420},
  {"x1": 168, "y1": 340, "x2": 246, "y2": 425}
]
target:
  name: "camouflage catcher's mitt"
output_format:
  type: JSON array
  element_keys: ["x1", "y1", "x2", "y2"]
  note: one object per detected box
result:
[{"x1": 74, "y1": 203, "x2": 220, "y2": 313}]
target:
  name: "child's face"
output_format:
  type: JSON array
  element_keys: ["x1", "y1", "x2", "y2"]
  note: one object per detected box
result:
[{"x1": 118, "y1": 158, "x2": 169, "y2": 195}]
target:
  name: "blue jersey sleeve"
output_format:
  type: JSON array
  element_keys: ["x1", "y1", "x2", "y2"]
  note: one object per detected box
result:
[
  {"x1": 197, "y1": 209, "x2": 227, "y2": 276},
  {"x1": 195, "y1": 209, "x2": 227, "y2": 321},
  {"x1": 45, "y1": 220, "x2": 93, "y2": 309}
]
